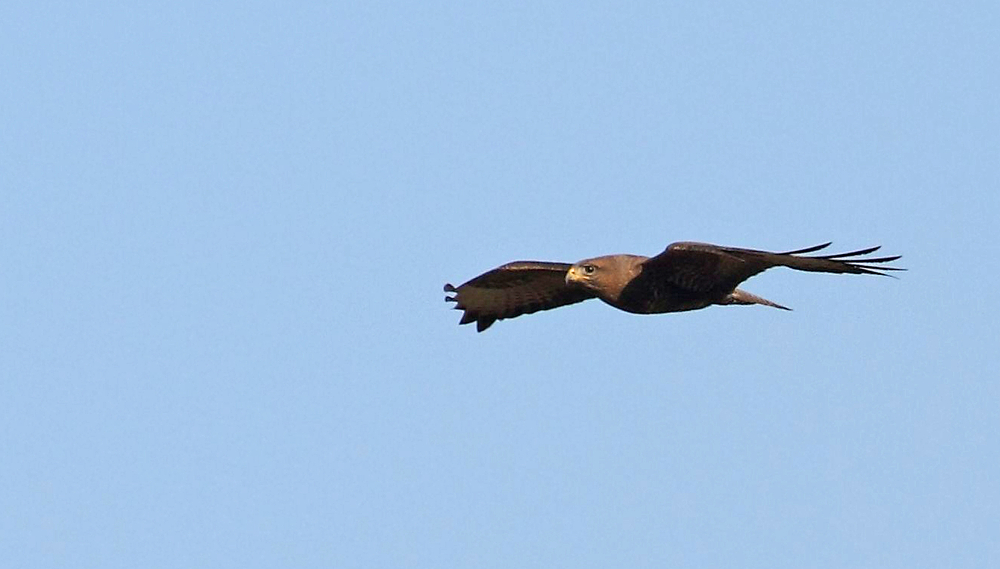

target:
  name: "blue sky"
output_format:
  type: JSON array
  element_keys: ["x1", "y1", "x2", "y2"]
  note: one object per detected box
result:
[{"x1": 2, "y1": 1, "x2": 998, "y2": 568}]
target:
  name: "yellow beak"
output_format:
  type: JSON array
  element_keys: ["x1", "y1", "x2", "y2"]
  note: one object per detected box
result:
[{"x1": 565, "y1": 266, "x2": 580, "y2": 284}]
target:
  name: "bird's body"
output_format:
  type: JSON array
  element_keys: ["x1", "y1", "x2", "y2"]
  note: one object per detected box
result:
[{"x1": 445, "y1": 241, "x2": 902, "y2": 332}]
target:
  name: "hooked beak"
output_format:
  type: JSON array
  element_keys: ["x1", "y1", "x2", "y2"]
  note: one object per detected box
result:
[{"x1": 565, "y1": 266, "x2": 580, "y2": 285}]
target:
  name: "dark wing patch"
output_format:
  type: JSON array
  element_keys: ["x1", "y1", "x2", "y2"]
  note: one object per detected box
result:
[
  {"x1": 444, "y1": 261, "x2": 595, "y2": 332},
  {"x1": 642, "y1": 241, "x2": 904, "y2": 294}
]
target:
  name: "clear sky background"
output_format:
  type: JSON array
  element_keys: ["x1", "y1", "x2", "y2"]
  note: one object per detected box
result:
[{"x1": 2, "y1": 2, "x2": 998, "y2": 568}]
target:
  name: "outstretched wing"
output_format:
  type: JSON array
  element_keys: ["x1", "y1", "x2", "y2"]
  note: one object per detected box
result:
[
  {"x1": 445, "y1": 261, "x2": 596, "y2": 332},
  {"x1": 640, "y1": 241, "x2": 904, "y2": 296}
]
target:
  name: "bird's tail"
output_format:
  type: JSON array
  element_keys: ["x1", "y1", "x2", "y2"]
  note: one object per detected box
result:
[{"x1": 725, "y1": 289, "x2": 791, "y2": 310}]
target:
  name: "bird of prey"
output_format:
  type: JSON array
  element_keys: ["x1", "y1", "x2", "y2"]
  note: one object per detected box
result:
[{"x1": 444, "y1": 241, "x2": 902, "y2": 332}]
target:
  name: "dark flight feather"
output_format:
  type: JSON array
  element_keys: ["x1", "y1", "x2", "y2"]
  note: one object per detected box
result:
[{"x1": 444, "y1": 262, "x2": 596, "y2": 332}]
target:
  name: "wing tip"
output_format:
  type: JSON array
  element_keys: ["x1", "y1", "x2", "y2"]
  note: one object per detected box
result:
[
  {"x1": 779, "y1": 242, "x2": 833, "y2": 255},
  {"x1": 784, "y1": 243, "x2": 905, "y2": 276}
]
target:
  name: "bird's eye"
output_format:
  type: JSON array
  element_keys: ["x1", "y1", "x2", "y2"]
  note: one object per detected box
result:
[{"x1": 583, "y1": 264, "x2": 596, "y2": 274}]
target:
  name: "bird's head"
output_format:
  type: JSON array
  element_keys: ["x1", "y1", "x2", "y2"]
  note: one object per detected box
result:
[
  {"x1": 566, "y1": 255, "x2": 646, "y2": 301},
  {"x1": 565, "y1": 258, "x2": 606, "y2": 290}
]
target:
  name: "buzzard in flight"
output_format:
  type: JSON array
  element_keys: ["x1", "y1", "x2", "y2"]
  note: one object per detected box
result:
[{"x1": 445, "y1": 241, "x2": 902, "y2": 332}]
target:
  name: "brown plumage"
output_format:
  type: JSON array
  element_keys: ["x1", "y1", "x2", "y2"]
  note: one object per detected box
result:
[{"x1": 445, "y1": 241, "x2": 903, "y2": 332}]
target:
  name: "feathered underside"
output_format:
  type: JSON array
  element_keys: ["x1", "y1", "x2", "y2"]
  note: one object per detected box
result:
[{"x1": 619, "y1": 241, "x2": 904, "y2": 313}]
